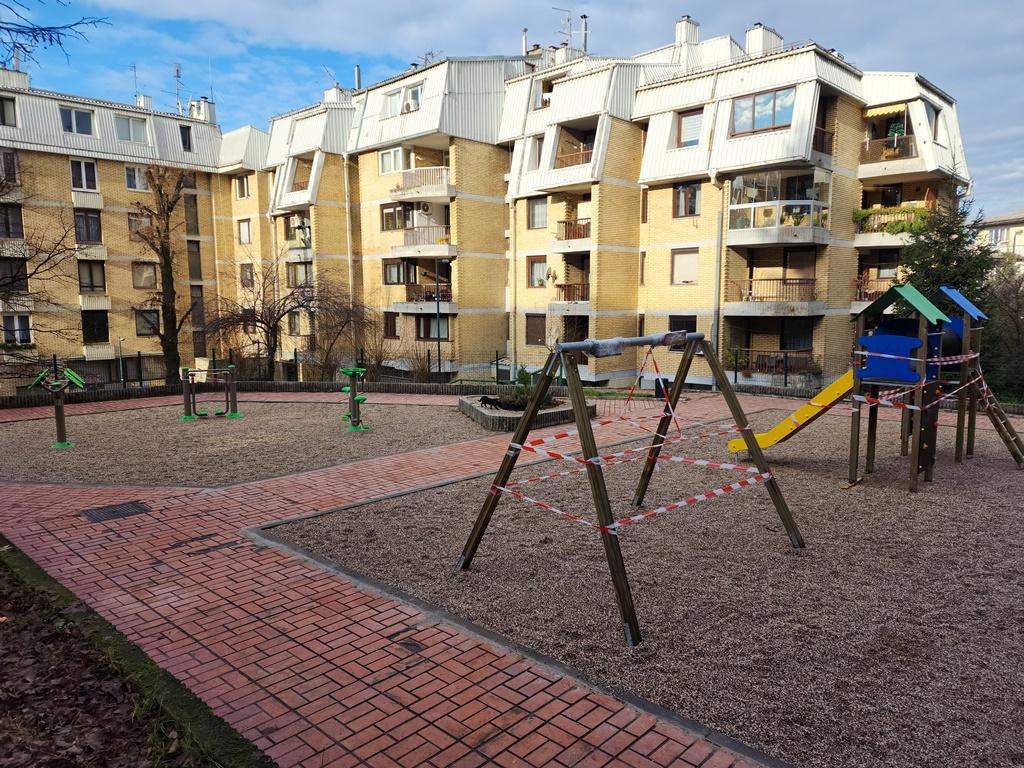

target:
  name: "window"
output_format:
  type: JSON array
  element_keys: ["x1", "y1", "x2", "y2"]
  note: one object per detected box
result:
[
  {"x1": 74, "y1": 209, "x2": 102, "y2": 244},
  {"x1": 668, "y1": 315, "x2": 696, "y2": 350},
  {"x1": 528, "y1": 135, "x2": 545, "y2": 170},
  {"x1": 383, "y1": 311, "x2": 399, "y2": 338},
  {"x1": 288, "y1": 311, "x2": 301, "y2": 336},
  {"x1": 378, "y1": 146, "x2": 410, "y2": 174},
  {"x1": 179, "y1": 125, "x2": 193, "y2": 152},
  {"x1": 135, "y1": 309, "x2": 159, "y2": 336},
  {"x1": 639, "y1": 251, "x2": 646, "y2": 286},
  {"x1": 382, "y1": 259, "x2": 413, "y2": 285},
  {"x1": 671, "y1": 249, "x2": 698, "y2": 285},
  {"x1": 239, "y1": 263, "x2": 254, "y2": 288},
  {"x1": 876, "y1": 250, "x2": 899, "y2": 280},
  {"x1": 187, "y1": 241, "x2": 202, "y2": 280},
  {"x1": 526, "y1": 197, "x2": 547, "y2": 229},
  {"x1": 780, "y1": 318, "x2": 813, "y2": 351},
  {"x1": 81, "y1": 310, "x2": 108, "y2": 344},
  {"x1": 879, "y1": 186, "x2": 902, "y2": 208},
  {"x1": 0, "y1": 96, "x2": 15, "y2": 127},
  {"x1": 124, "y1": 165, "x2": 149, "y2": 191},
  {"x1": 181, "y1": 171, "x2": 197, "y2": 189},
  {"x1": 128, "y1": 213, "x2": 151, "y2": 241},
  {"x1": 525, "y1": 314, "x2": 546, "y2": 346},
  {"x1": 131, "y1": 261, "x2": 157, "y2": 289},
  {"x1": 0, "y1": 257, "x2": 28, "y2": 291},
  {"x1": 235, "y1": 174, "x2": 250, "y2": 199},
  {"x1": 193, "y1": 331, "x2": 207, "y2": 358},
  {"x1": 114, "y1": 115, "x2": 147, "y2": 143},
  {"x1": 190, "y1": 285, "x2": 205, "y2": 330},
  {"x1": 673, "y1": 182, "x2": 700, "y2": 217},
  {"x1": 640, "y1": 188, "x2": 648, "y2": 224},
  {"x1": 70, "y1": 158, "x2": 98, "y2": 191},
  {"x1": 77, "y1": 260, "x2": 105, "y2": 292},
  {"x1": 238, "y1": 219, "x2": 251, "y2": 244},
  {"x1": 637, "y1": 314, "x2": 645, "y2": 337},
  {"x1": 286, "y1": 260, "x2": 313, "y2": 288},
  {"x1": 406, "y1": 83, "x2": 423, "y2": 111},
  {"x1": 416, "y1": 315, "x2": 449, "y2": 340},
  {"x1": 0, "y1": 149, "x2": 15, "y2": 185},
  {"x1": 380, "y1": 202, "x2": 412, "y2": 231},
  {"x1": 2, "y1": 313, "x2": 30, "y2": 344},
  {"x1": 534, "y1": 79, "x2": 554, "y2": 110},
  {"x1": 527, "y1": 255, "x2": 547, "y2": 287},
  {"x1": 676, "y1": 109, "x2": 703, "y2": 148},
  {"x1": 383, "y1": 90, "x2": 402, "y2": 118},
  {"x1": 184, "y1": 194, "x2": 199, "y2": 235},
  {"x1": 0, "y1": 204, "x2": 23, "y2": 238},
  {"x1": 242, "y1": 307, "x2": 256, "y2": 333},
  {"x1": 60, "y1": 106, "x2": 93, "y2": 135},
  {"x1": 731, "y1": 87, "x2": 795, "y2": 135}
]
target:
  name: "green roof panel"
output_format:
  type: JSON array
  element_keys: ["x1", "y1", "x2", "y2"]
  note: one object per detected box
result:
[{"x1": 852, "y1": 282, "x2": 950, "y2": 324}]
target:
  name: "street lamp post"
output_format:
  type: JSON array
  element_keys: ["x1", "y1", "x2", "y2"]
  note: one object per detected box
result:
[{"x1": 117, "y1": 337, "x2": 125, "y2": 386}]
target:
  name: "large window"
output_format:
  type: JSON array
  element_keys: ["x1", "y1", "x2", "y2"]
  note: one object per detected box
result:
[
  {"x1": 287, "y1": 260, "x2": 313, "y2": 288},
  {"x1": 416, "y1": 315, "x2": 449, "y2": 341},
  {"x1": 81, "y1": 310, "x2": 108, "y2": 344},
  {"x1": 383, "y1": 311, "x2": 399, "y2": 338},
  {"x1": 378, "y1": 146, "x2": 410, "y2": 174},
  {"x1": 673, "y1": 182, "x2": 700, "y2": 218},
  {"x1": 70, "y1": 158, "x2": 98, "y2": 191},
  {"x1": 77, "y1": 260, "x2": 105, "y2": 292},
  {"x1": 135, "y1": 309, "x2": 159, "y2": 336},
  {"x1": 527, "y1": 255, "x2": 546, "y2": 287},
  {"x1": 74, "y1": 209, "x2": 102, "y2": 243},
  {"x1": 131, "y1": 261, "x2": 157, "y2": 289},
  {"x1": 382, "y1": 259, "x2": 413, "y2": 285},
  {"x1": 676, "y1": 109, "x2": 703, "y2": 148},
  {"x1": 0, "y1": 257, "x2": 28, "y2": 291},
  {"x1": 179, "y1": 125, "x2": 193, "y2": 152},
  {"x1": 238, "y1": 218, "x2": 251, "y2": 244},
  {"x1": 125, "y1": 165, "x2": 148, "y2": 191},
  {"x1": 115, "y1": 115, "x2": 147, "y2": 143},
  {"x1": 0, "y1": 96, "x2": 15, "y2": 127},
  {"x1": 729, "y1": 168, "x2": 831, "y2": 230},
  {"x1": 60, "y1": 106, "x2": 93, "y2": 135},
  {"x1": 128, "y1": 213, "x2": 151, "y2": 241},
  {"x1": 668, "y1": 315, "x2": 697, "y2": 350},
  {"x1": 2, "y1": 313, "x2": 30, "y2": 345},
  {"x1": 380, "y1": 202, "x2": 412, "y2": 231},
  {"x1": 671, "y1": 249, "x2": 698, "y2": 285},
  {"x1": 525, "y1": 313, "x2": 546, "y2": 346},
  {"x1": 183, "y1": 194, "x2": 199, "y2": 235},
  {"x1": 527, "y1": 197, "x2": 547, "y2": 229},
  {"x1": 0, "y1": 204, "x2": 23, "y2": 238},
  {"x1": 731, "y1": 87, "x2": 796, "y2": 135}
]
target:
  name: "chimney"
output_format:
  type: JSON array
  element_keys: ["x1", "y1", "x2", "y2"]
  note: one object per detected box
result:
[
  {"x1": 522, "y1": 28, "x2": 528, "y2": 56},
  {"x1": 745, "y1": 22, "x2": 783, "y2": 57},
  {"x1": 580, "y1": 15, "x2": 589, "y2": 52},
  {"x1": 135, "y1": 93, "x2": 153, "y2": 111},
  {"x1": 675, "y1": 15, "x2": 699, "y2": 46},
  {"x1": 187, "y1": 95, "x2": 216, "y2": 124},
  {"x1": 354, "y1": 64, "x2": 362, "y2": 89},
  {"x1": 0, "y1": 65, "x2": 29, "y2": 90}
]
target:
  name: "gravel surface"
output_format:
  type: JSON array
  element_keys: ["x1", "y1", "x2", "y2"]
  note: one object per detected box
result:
[
  {"x1": 0, "y1": 403, "x2": 491, "y2": 486},
  {"x1": 276, "y1": 411, "x2": 1024, "y2": 768}
]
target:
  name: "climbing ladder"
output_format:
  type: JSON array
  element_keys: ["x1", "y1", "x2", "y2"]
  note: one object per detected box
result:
[{"x1": 969, "y1": 367, "x2": 1024, "y2": 466}]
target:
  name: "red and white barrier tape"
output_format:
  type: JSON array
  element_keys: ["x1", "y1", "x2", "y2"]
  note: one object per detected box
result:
[
  {"x1": 850, "y1": 375, "x2": 982, "y2": 412},
  {"x1": 490, "y1": 484, "x2": 599, "y2": 531},
  {"x1": 853, "y1": 350, "x2": 979, "y2": 364},
  {"x1": 509, "y1": 425, "x2": 739, "y2": 465}
]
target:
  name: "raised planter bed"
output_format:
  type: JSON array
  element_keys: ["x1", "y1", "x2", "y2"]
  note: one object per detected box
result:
[{"x1": 458, "y1": 395, "x2": 595, "y2": 432}]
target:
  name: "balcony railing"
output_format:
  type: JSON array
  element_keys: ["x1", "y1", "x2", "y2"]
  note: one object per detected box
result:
[
  {"x1": 402, "y1": 225, "x2": 451, "y2": 247},
  {"x1": 723, "y1": 348, "x2": 816, "y2": 376},
  {"x1": 730, "y1": 278, "x2": 818, "y2": 303},
  {"x1": 291, "y1": 179, "x2": 310, "y2": 191},
  {"x1": 861, "y1": 135, "x2": 918, "y2": 163},
  {"x1": 405, "y1": 283, "x2": 453, "y2": 303},
  {"x1": 812, "y1": 127, "x2": 834, "y2": 155},
  {"x1": 728, "y1": 201, "x2": 829, "y2": 230},
  {"x1": 555, "y1": 283, "x2": 589, "y2": 302},
  {"x1": 854, "y1": 205, "x2": 931, "y2": 234},
  {"x1": 390, "y1": 166, "x2": 450, "y2": 195},
  {"x1": 556, "y1": 218, "x2": 591, "y2": 240},
  {"x1": 854, "y1": 274, "x2": 894, "y2": 302},
  {"x1": 554, "y1": 148, "x2": 593, "y2": 169}
]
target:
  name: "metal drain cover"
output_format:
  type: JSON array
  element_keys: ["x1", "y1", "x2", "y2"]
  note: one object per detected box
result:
[{"x1": 81, "y1": 501, "x2": 152, "y2": 523}]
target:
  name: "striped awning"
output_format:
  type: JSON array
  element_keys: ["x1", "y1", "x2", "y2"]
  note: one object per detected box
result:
[{"x1": 864, "y1": 103, "x2": 906, "y2": 118}]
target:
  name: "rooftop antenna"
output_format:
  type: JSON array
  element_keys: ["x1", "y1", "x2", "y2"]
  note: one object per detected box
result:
[
  {"x1": 173, "y1": 63, "x2": 183, "y2": 115},
  {"x1": 552, "y1": 7, "x2": 573, "y2": 45},
  {"x1": 417, "y1": 49, "x2": 442, "y2": 66},
  {"x1": 321, "y1": 64, "x2": 339, "y2": 88},
  {"x1": 131, "y1": 63, "x2": 139, "y2": 97},
  {"x1": 207, "y1": 56, "x2": 216, "y2": 103}
]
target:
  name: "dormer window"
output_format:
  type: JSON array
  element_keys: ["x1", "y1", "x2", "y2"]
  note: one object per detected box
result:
[
  {"x1": 534, "y1": 79, "x2": 554, "y2": 110},
  {"x1": 384, "y1": 90, "x2": 402, "y2": 118},
  {"x1": 731, "y1": 87, "x2": 795, "y2": 136},
  {"x1": 384, "y1": 83, "x2": 423, "y2": 118},
  {"x1": 0, "y1": 96, "x2": 15, "y2": 127},
  {"x1": 675, "y1": 109, "x2": 703, "y2": 148},
  {"x1": 60, "y1": 106, "x2": 93, "y2": 135},
  {"x1": 115, "y1": 115, "x2": 147, "y2": 143},
  {"x1": 179, "y1": 125, "x2": 193, "y2": 152},
  {"x1": 406, "y1": 83, "x2": 422, "y2": 111}
]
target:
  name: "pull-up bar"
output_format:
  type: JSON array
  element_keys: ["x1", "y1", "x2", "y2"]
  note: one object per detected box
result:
[{"x1": 556, "y1": 332, "x2": 705, "y2": 358}]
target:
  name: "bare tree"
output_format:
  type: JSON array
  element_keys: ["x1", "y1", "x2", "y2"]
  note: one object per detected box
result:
[
  {"x1": 130, "y1": 166, "x2": 191, "y2": 385},
  {"x1": 1, "y1": 1, "x2": 106, "y2": 63},
  {"x1": 354, "y1": 310, "x2": 403, "y2": 382},
  {"x1": 302, "y1": 286, "x2": 372, "y2": 381}
]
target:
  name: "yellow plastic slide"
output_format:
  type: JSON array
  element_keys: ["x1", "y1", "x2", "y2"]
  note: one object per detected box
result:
[{"x1": 727, "y1": 370, "x2": 854, "y2": 452}]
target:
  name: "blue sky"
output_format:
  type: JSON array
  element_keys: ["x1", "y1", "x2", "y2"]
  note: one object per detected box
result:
[{"x1": 12, "y1": 1, "x2": 1024, "y2": 216}]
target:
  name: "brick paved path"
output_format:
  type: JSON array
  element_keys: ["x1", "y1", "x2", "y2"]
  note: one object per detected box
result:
[{"x1": 1, "y1": 391, "x2": 1016, "y2": 767}]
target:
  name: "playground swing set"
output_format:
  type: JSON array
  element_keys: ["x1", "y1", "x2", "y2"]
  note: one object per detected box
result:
[
  {"x1": 30, "y1": 363, "x2": 86, "y2": 449},
  {"x1": 180, "y1": 365, "x2": 242, "y2": 421},
  {"x1": 459, "y1": 330, "x2": 804, "y2": 646}
]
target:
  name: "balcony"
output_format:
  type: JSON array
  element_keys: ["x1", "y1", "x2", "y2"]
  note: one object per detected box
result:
[
  {"x1": 721, "y1": 347, "x2": 820, "y2": 387},
  {"x1": 389, "y1": 167, "x2": 455, "y2": 203},
  {"x1": 727, "y1": 201, "x2": 831, "y2": 247},
  {"x1": 723, "y1": 278, "x2": 825, "y2": 317},
  {"x1": 391, "y1": 282, "x2": 457, "y2": 315},
  {"x1": 554, "y1": 149, "x2": 593, "y2": 169},
  {"x1": 549, "y1": 282, "x2": 590, "y2": 316},
  {"x1": 551, "y1": 218, "x2": 591, "y2": 253},
  {"x1": 861, "y1": 135, "x2": 918, "y2": 164},
  {"x1": 391, "y1": 225, "x2": 457, "y2": 259},
  {"x1": 853, "y1": 205, "x2": 930, "y2": 247},
  {"x1": 292, "y1": 179, "x2": 310, "y2": 191},
  {"x1": 851, "y1": 274, "x2": 895, "y2": 314},
  {"x1": 812, "y1": 127, "x2": 834, "y2": 156}
]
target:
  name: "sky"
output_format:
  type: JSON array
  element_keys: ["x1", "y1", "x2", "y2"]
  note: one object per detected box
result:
[{"x1": 10, "y1": 0, "x2": 1024, "y2": 216}]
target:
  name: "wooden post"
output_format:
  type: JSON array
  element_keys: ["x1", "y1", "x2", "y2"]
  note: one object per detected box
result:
[
  {"x1": 908, "y1": 314, "x2": 928, "y2": 492},
  {"x1": 702, "y1": 339, "x2": 804, "y2": 549},
  {"x1": 52, "y1": 386, "x2": 69, "y2": 448},
  {"x1": 181, "y1": 367, "x2": 194, "y2": 421},
  {"x1": 458, "y1": 352, "x2": 560, "y2": 571},
  {"x1": 900, "y1": 398, "x2": 910, "y2": 456},
  {"x1": 630, "y1": 339, "x2": 698, "y2": 508},
  {"x1": 848, "y1": 315, "x2": 866, "y2": 483},
  {"x1": 954, "y1": 314, "x2": 971, "y2": 463},
  {"x1": 562, "y1": 353, "x2": 643, "y2": 646},
  {"x1": 966, "y1": 327, "x2": 979, "y2": 458},
  {"x1": 865, "y1": 384, "x2": 879, "y2": 474}
]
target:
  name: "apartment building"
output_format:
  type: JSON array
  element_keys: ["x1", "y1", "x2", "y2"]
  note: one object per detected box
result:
[
  {"x1": 0, "y1": 11, "x2": 969, "y2": 392},
  {"x1": 980, "y1": 211, "x2": 1024, "y2": 262}
]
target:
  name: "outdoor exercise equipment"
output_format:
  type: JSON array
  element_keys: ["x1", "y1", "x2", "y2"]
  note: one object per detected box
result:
[
  {"x1": 340, "y1": 366, "x2": 369, "y2": 432},
  {"x1": 31, "y1": 364, "x2": 86, "y2": 449},
  {"x1": 458, "y1": 331, "x2": 803, "y2": 647},
  {"x1": 180, "y1": 365, "x2": 241, "y2": 422}
]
